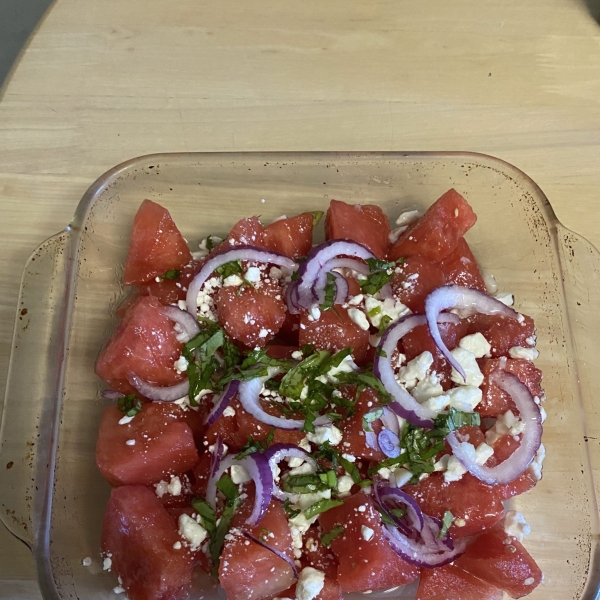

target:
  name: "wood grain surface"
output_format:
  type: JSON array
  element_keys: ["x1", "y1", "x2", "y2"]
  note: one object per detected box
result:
[{"x1": 0, "y1": 0, "x2": 599, "y2": 597}]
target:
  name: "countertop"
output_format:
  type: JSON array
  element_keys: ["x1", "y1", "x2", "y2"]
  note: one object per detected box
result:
[{"x1": 0, "y1": 0, "x2": 599, "y2": 597}]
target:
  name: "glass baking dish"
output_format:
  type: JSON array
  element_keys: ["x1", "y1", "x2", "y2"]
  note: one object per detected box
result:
[{"x1": 1, "y1": 152, "x2": 599, "y2": 600}]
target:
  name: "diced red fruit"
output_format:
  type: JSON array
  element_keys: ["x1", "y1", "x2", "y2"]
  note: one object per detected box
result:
[
  {"x1": 265, "y1": 344, "x2": 298, "y2": 360},
  {"x1": 319, "y1": 493, "x2": 418, "y2": 592},
  {"x1": 403, "y1": 472, "x2": 504, "y2": 539},
  {"x1": 400, "y1": 320, "x2": 469, "y2": 389},
  {"x1": 190, "y1": 453, "x2": 212, "y2": 498},
  {"x1": 203, "y1": 397, "x2": 305, "y2": 451},
  {"x1": 438, "y1": 237, "x2": 487, "y2": 292},
  {"x1": 466, "y1": 313, "x2": 535, "y2": 358},
  {"x1": 216, "y1": 281, "x2": 286, "y2": 349},
  {"x1": 391, "y1": 255, "x2": 446, "y2": 314},
  {"x1": 262, "y1": 213, "x2": 314, "y2": 259},
  {"x1": 325, "y1": 199, "x2": 391, "y2": 260},
  {"x1": 123, "y1": 199, "x2": 192, "y2": 286},
  {"x1": 96, "y1": 403, "x2": 199, "y2": 487},
  {"x1": 223, "y1": 216, "x2": 266, "y2": 248},
  {"x1": 338, "y1": 387, "x2": 385, "y2": 461},
  {"x1": 344, "y1": 275, "x2": 362, "y2": 297},
  {"x1": 95, "y1": 295, "x2": 184, "y2": 395},
  {"x1": 479, "y1": 358, "x2": 543, "y2": 417},
  {"x1": 101, "y1": 486, "x2": 195, "y2": 600},
  {"x1": 416, "y1": 563, "x2": 503, "y2": 600},
  {"x1": 139, "y1": 259, "x2": 204, "y2": 305},
  {"x1": 299, "y1": 306, "x2": 371, "y2": 365},
  {"x1": 454, "y1": 523, "x2": 543, "y2": 598},
  {"x1": 388, "y1": 189, "x2": 477, "y2": 263},
  {"x1": 302, "y1": 529, "x2": 343, "y2": 600},
  {"x1": 219, "y1": 497, "x2": 296, "y2": 600}
]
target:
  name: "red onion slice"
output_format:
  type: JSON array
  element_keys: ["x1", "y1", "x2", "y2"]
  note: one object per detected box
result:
[
  {"x1": 128, "y1": 374, "x2": 190, "y2": 402},
  {"x1": 243, "y1": 452, "x2": 274, "y2": 526},
  {"x1": 264, "y1": 443, "x2": 317, "y2": 501},
  {"x1": 238, "y1": 377, "x2": 331, "y2": 430},
  {"x1": 285, "y1": 281, "x2": 301, "y2": 315},
  {"x1": 365, "y1": 431, "x2": 380, "y2": 452},
  {"x1": 295, "y1": 240, "x2": 375, "y2": 309},
  {"x1": 446, "y1": 370, "x2": 542, "y2": 485},
  {"x1": 378, "y1": 430, "x2": 401, "y2": 458},
  {"x1": 186, "y1": 245, "x2": 296, "y2": 315},
  {"x1": 209, "y1": 436, "x2": 225, "y2": 479},
  {"x1": 204, "y1": 380, "x2": 240, "y2": 426},
  {"x1": 101, "y1": 390, "x2": 124, "y2": 401},
  {"x1": 381, "y1": 406, "x2": 400, "y2": 435},
  {"x1": 242, "y1": 531, "x2": 298, "y2": 579},
  {"x1": 424, "y1": 285, "x2": 519, "y2": 380},
  {"x1": 375, "y1": 484, "x2": 424, "y2": 532},
  {"x1": 162, "y1": 305, "x2": 200, "y2": 343},
  {"x1": 206, "y1": 454, "x2": 238, "y2": 509}
]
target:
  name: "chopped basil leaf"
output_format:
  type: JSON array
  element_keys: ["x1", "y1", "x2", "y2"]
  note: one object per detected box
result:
[
  {"x1": 367, "y1": 306, "x2": 381, "y2": 317},
  {"x1": 290, "y1": 270, "x2": 299, "y2": 281},
  {"x1": 215, "y1": 260, "x2": 243, "y2": 278},
  {"x1": 282, "y1": 498, "x2": 301, "y2": 519},
  {"x1": 378, "y1": 507, "x2": 396, "y2": 526},
  {"x1": 235, "y1": 429, "x2": 275, "y2": 460},
  {"x1": 390, "y1": 507, "x2": 407, "y2": 519},
  {"x1": 216, "y1": 473, "x2": 238, "y2": 500},
  {"x1": 376, "y1": 348, "x2": 387, "y2": 358},
  {"x1": 206, "y1": 235, "x2": 217, "y2": 252},
  {"x1": 359, "y1": 258, "x2": 403, "y2": 295},
  {"x1": 117, "y1": 394, "x2": 142, "y2": 417},
  {"x1": 320, "y1": 272, "x2": 337, "y2": 312},
  {"x1": 334, "y1": 370, "x2": 393, "y2": 405},
  {"x1": 210, "y1": 475, "x2": 241, "y2": 578},
  {"x1": 313, "y1": 442, "x2": 363, "y2": 485},
  {"x1": 281, "y1": 474, "x2": 330, "y2": 494},
  {"x1": 377, "y1": 314, "x2": 393, "y2": 336},
  {"x1": 162, "y1": 268, "x2": 181, "y2": 280},
  {"x1": 321, "y1": 525, "x2": 345, "y2": 547},
  {"x1": 445, "y1": 407, "x2": 481, "y2": 431},
  {"x1": 362, "y1": 407, "x2": 384, "y2": 433},
  {"x1": 438, "y1": 510, "x2": 455, "y2": 539},
  {"x1": 318, "y1": 469, "x2": 338, "y2": 488},
  {"x1": 191, "y1": 496, "x2": 216, "y2": 537},
  {"x1": 310, "y1": 211, "x2": 324, "y2": 227},
  {"x1": 368, "y1": 455, "x2": 406, "y2": 476},
  {"x1": 304, "y1": 499, "x2": 344, "y2": 520}
]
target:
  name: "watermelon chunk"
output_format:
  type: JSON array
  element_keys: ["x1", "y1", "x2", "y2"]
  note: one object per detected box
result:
[
  {"x1": 123, "y1": 199, "x2": 192, "y2": 286},
  {"x1": 325, "y1": 200, "x2": 391, "y2": 259},
  {"x1": 95, "y1": 295, "x2": 184, "y2": 395},
  {"x1": 438, "y1": 237, "x2": 486, "y2": 292},
  {"x1": 262, "y1": 213, "x2": 314, "y2": 259},
  {"x1": 391, "y1": 255, "x2": 446, "y2": 314},
  {"x1": 96, "y1": 403, "x2": 199, "y2": 487},
  {"x1": 388, "y1": 189, "x2": 477, "y2": 262},
  {"x1": 466, "y1": 313, "x2": 536, "y2": 358},
  {"x1": 101, "y1": 485, "x2": 195, "y2": 600},
  {"x1": 318, "y1": 493, "x2": 418, "y2": 592},
  {"x1": 416, "y1": 563, "x2": 503, "y2": 600}
]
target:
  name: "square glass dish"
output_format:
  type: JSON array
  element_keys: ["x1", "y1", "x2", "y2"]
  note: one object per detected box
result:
[{"x1": 1, "y1": 152, "x2": 599, "y2": 600}]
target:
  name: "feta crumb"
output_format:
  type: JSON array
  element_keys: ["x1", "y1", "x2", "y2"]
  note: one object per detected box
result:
[
  {"x1": 291, "y1": 350, "x2": 303, "y2": 360},
  {"x1": 337, "y1": 474, "x2": 354, "y2": 496},
  {"x1": 167, "y1": 476, "x2": 182, "y2": 496},
  {"x1": 494, "y1": 292, "x2": 514, "y2": 306},
  {"x1": 444, "y1": 455, "x2": 468, "y2": 482},
  {"x1": 395, "y1": 209, "x2": 422, "y2": 227},
  {"x1": 296, "y1": 566, "x2": 326, "y2": 600},
  {"x1": 397, "y1": 351, "x2": 434, "y2": 390},
  {"x1": 118, "y1": 415, "x2": 135, "y2": 425},
  {"x1": 348, "y1": 307, "x2": 370, "y2": 331},
  {"x1": 508, "y1": 346, "x2": 539, "y2": 361},
  {"x1": 433, "y1": 454, "x2": 450, "y2": 472},
  {"x1": 288, "y1": 461, "x2": 317, "y2": 477},
  {"x1": 306, "y1": 425, "x2": 343, "y2": 446},
  {"x1": 524, "y1": 577, "x2": 535, "y2": 586},
  {"x1": 230, "y1": 464, "x2": 252, "y2": 484},
  {"x1": 309, "y1": 305, "x2": 321, "y2": 321},
  {"x1": 125, "y1": 439, "x2": 136, "y2": 446},
  {"x1": 270, "y1": 266, "x2": 283, "y2": 280},
  {"x1": 223, "y1": 405, "x2": 236, "y2": 418},
  {"x1": 177, "y1": 300, "x2": 187, "y2": 311},
  {"x1": 113, "y1": 586, "x2": 125, "y2": 594},
  {"x1": 504, "y1": 510, "x2": 531, "y2": 541},
  {"x1": 458, "y1": 333, "x2": 491, "y2": 359},
  {"x1": 450, "y1": 348, "x2": 484, "y2": 387},
  {"x1": 102, "y1": 557, "x2": 112, "y2": 571},
  {"x1": 223, "y1": 274, "x2": 244, "y2": 287},
  {"x1": 155, "y1": 480, "x2": 169, "y2": 498},
  {"x1": 474, "y1": 443, "x2": 494, "y2": 465},
  {"x1": 391, "y1": 467, "x2": 412, "y2": 488},
  {"x1": 411, "y1": 373, "x2": 444, "y2": 404},
  {"x1": 173, "y1": 355, "x2": 189, "y2": 374},
  {"x1": 529, "y1": 444, "x2": 545, "y2": 480},
  {"x1": 364, "y1": 296, "x2": 410, "y2": 328},
  {"x1": 178, "y1": 513, "x2": 207, "y2": 550},
  {"x1": 361, "y1": 525, "x2": 375, "y2": 541},
  {"x1": 173, "y1": 541, "x2": 182, "y2": 549},
  {"x1": 447, "y1": 385, "x2": 483, "y2": 412},
  {"x1": 82, "y1": 557, "x2": 92, "y2": 567}
]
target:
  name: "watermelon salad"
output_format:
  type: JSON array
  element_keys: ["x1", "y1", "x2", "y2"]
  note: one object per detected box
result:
[{"x1": 94, "y1": 191, "x2": 546, "y2": 600}]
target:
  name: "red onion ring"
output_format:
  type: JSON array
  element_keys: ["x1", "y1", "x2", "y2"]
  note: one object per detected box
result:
[
  {"x1": 185, "y1": 245, "x2": 296, "y2": 315},
  {"x1": 101, "y1": 390, "x2": 124, "y2": 400},
  {"x1": 209, "y1": 436, "x2": 225, "y2": 479},
  {"x1": 424, "y1": 285, "x2": 519, "y2": 380},
  {"x1": 264, "y1": 443, "x2": 317, "y2": 501},
  {"x1": 378, "y1": 430, "x2": 401, "y2": 458},
  {"x1": 295, "y1": 240, "x2": 375, "y2": 309},
  {"x1": 242, "y1": 531, "x2": 298, "y2": 579},
  {"x1": 381, "y1": 407, "x2": 400, "y2": 435},
  {"x1": 375, "y1": 484, "x2": 424, "y2": 533},
  {"x1": 285, "y1": 281, "x2": 301, "y2": 315},
  {"x1": 127, "y1": 374, "x2": 190, "y2": 402},
  {"x1": 446, "y1": 370, "x2": 542, "y2": 485},
  {"x1": 204, "y1": 380, "x2": 240, "y2": 426},
  {"x1": 162, "y1": 305, "x2": 200, "y2": 342},
  {"x1": 238, "y1": 377, "x2": 331, "y2": 430},
  {"x1": 365, "y1": 431, "x2": 380, "y2": 452}
]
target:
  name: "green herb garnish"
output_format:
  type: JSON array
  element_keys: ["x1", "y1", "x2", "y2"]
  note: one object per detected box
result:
[
  {"x1": 162, "y1": 268, "x2": 181, "y2": 280},
  {"x1": 282, "y1": 499, "x2": 301, "y2": 519},
  {"x1": 438, "y1": 510, "x2": 455, "y2": 539},
  {"x1": 117, "y1": 394, "x2": 142, "y2": 417},
  {"x1": 321, "y1": 525, "x2": 345, "y2": 547},
  {"x1": 304, "y1": 499, "x2": 344, "y2": 520},
  {"x1": 215, "y1": 260, "x2": 243, "y2": 279},
  {"x1": 362, "y1": 407, "x2": 384, "y2": 433},
  {"x1": 320, "y1": 272, "x2": 337, "y2": 312},
  {"x1": 281, "y1": 474, "x2": 330, "y2": 494},
  {"x1": 310, "y1": 211, "x2": 324, "y2": 227},
  {"x1": 360, "y1": 257, "x2": 403, "y2": 295}
]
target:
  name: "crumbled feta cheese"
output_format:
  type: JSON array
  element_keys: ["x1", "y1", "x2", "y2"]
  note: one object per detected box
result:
[
  {"x1": 82, "y1": 557, "x2": 92, "y2": 567},
  {"x1": 458, "y1": 333, "x2": 491, "y2": 359},
  {"x1": 177, "y1": 299, "x2": 187, "y2": 311},
  {"x1": 524, "y1": 577, "x2": 535, "y2": 586},
  {"x1": 223, "y1": 274, "x2": 244, "y2": 287},
  {"x1": 433, "y1": 454, "x2": 450, "y2": 472},
  {"x1": 223, "y1": 405, "x2": 236, "y2": 418},
  {"x1": 178, "y1": 513, "x2": 207, "y2": 550},
  {"x1": 291, "y1": 350, "x2": 303, "y2": 360},
  {"x1": 364, "y1": 296, "x2": 410, "y2": 328},
  {"x1": 173, "y1": 541, "x2": 182, "y2": 550},
  {"x1": 410, "y1": 373, "x2": 444, "y2": 404},
  {"x1": 118, "y1": 415, "x2": 135, "y2": 425},
  {"x1": 323, "y1": 355, "x2": 358, "y2": 384},
  {"x1": 297, "y1": 489, "x2": 332, "y2": 511},
  {"x1": 391, "y1": 467, "x2": 413, "y2": 488},
  {"x1": 337, "y1": 474, "x2": 354, "y2": 496},
  {"x1": 167, "y1": 476, "x2": 182, "y2": 496},
  {"x1": 113, "y1": 586, "x2": 125, "y2": 594},
  {"x1": 103, "y1": 557, "x2": 112, "y2": 571},
  {"x1": 529, "y1": 444, "x2": 545, "y2": 480},
  {"x1": 450, "y1": 348, "x2": 484, "y2": 387},
  {"x1": 508, "y1": 346, "x2": 539, "y2": 361},
  {"x1": 494, "y1": 292, "x2": 514, "y2": 306},
  {"x1": 288, "y1": 461, "x2": 317, "y2": 476},
  {"x1": 503, "y1": 510, "x2": 531, "y2": 541},
  {"x1": 155, "y1": 480, "x2": 169, "y2": 498},
  {"x1": 244, "y1": 267, "x2": 262, "y2": 283},
  {"x1": 525, "y1": 335, "x2": 537, "y2": 346},
  {"x1": 296, "y1": 567, "x2": 326, "y2": 600},
  {"x1": 395, "y1": 209, "x2": 422, "y2": 227},
  {"x1": 306, "y1": 425, "x2": 343, "y2": 446},
  {"x1": 173, "y1": 355, "x2": 189, "y2": 374},
  {"x1": 421, "y1": 392, "x2": 451, "y2": 412},
  {"x1": 447, "y1": 385, "x2": 483, "y2": 412},
  {"x1": 348, "y1": 308, "x2": 370, "y2": 331},
  {"x1": 125, "y1": 439, "x2": 136, "y2": 446},
  {"x1": 474, "y1": 443, "x2": 494, "y2": 465},
  {"x1": 230, "y1": 464, "x2": 252, "y2": 484},
  {"x1": 309, "y1": 305, "x2": 321, "y2": 321},
  {"x1": 361, "y1": 526, "x2": 375, "y2": 541},
  {"x1": 444, "y1": 456, "x2": 468, "y2": 482},
  {"x1": 347, "y1": 294, "x2": 364, "y2": 306},
  {"x1": 397, "y1": 351, "x2": 434, "y2": 390},
  {"x1": 539, "y1": 405, "x2": 547, "y2": 423},
  {"x1": 485, "y1": 410, "x2": 525, "y2": 445},
  {"x1": 270, "y1": 266, "x2": 283, "y2": 280},
  {"x1": 378, "y1": 467, "x2": 391, "y2": 479}
]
